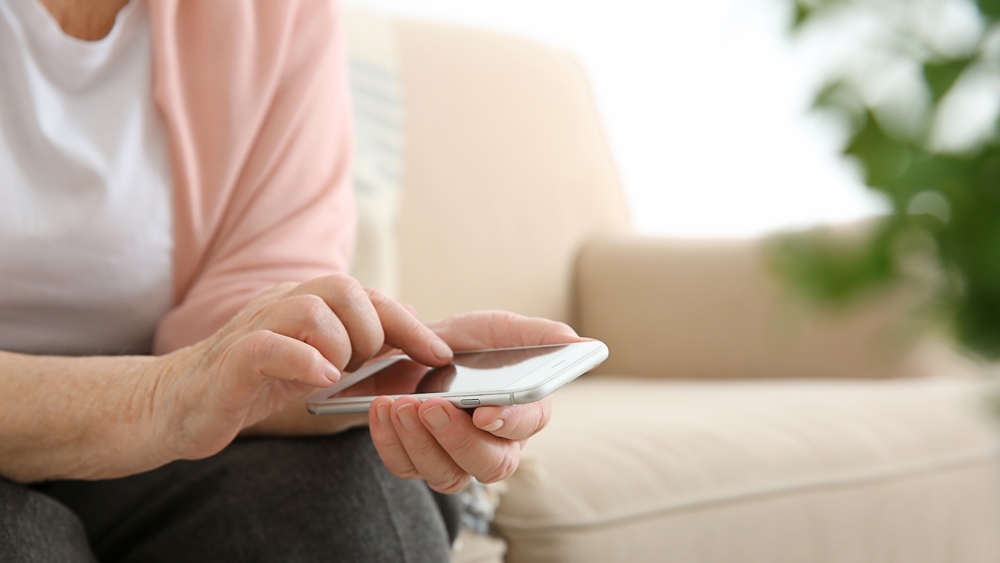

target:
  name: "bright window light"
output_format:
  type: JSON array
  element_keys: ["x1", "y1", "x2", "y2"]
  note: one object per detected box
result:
[{"x1": 349, "y1": 0, "x2": 889, "y2": 238}]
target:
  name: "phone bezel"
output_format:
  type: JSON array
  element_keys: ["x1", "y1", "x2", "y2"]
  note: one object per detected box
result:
[{"x1": 306, "y1": 340, "x2": 608, "y2": 415}]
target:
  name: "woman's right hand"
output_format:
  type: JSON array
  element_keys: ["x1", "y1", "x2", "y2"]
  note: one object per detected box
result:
[{"x1": 149, "y1": 274, "x2": 454, "y2": 462}]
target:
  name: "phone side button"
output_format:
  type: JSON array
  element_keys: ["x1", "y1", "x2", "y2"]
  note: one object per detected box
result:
[{"x1": 460, "y1": 399, "x2": 481, "y2": 407}]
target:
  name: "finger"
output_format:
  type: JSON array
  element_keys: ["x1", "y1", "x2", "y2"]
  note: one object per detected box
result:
[
  {"x1": 373, "y1": 397, "x2": 472, "y2": 493},
  {"x1": 429, "y1": 311, "x2": 584, "y2": 351},
  {"x1": 368, "y1": 396, "x2": 421, "y2": 481},
  {"x1": 471, "y1": 396, "x2": 553, "y2": 441},
  {"x1": 366, "y1": 288, "x2": 453, "y2": 367},
  {"x1": 252, "y1": 295, "x2": 354, "y2": 372},
  {"x1": 288, "y1": 275, "x2": 384, "y2": 372},
  {"x1": 391, "y1": 397, "x2": 473, "y2": 494},
  {"x1": 228, "y1": 330, "x2": 340, "y2": 390},
  {"x1": 416, "y1": 398, "x2": 521, "y2": 486}
]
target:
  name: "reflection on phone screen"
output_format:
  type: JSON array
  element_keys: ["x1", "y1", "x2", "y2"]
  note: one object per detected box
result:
[{"x1": 323, "y1": 345, "x2": 570, "y2": 399}]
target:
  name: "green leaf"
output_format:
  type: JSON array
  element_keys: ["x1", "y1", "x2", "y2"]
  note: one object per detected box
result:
[
  {"x1": 979, "y1": 0, "x2": 1000, "y2": 20},
  {"x1": 788, "y1": 0, "x2": 839, "y2": 30},
  {"x1": 776, "y1": 0, "x2": 1000, "y2": 361},
  {"x1": 977, "y1": 151, "x2": 1000, "y2": 202},
  {"x1": 889, "y1": 150, "x2": 973, "y2": 213},
  {"x1": 844, "y1": 112, "x2": 913, "y2": 191},
  {"x1": 768, "y1": 222, "x2": 900, "y2": 306},
  {"x1": 791, "y1": 3, "x2": 812, "y2": 29},
  {"x1": 952, "y1": 283, "x2": 1000, "y2": 359},
  {"x1": 922, "y1": 57, "x2": 974, "y2": 103},
  {"x1": 814, "y1": 81, "x2": 860, "y2": 112}
]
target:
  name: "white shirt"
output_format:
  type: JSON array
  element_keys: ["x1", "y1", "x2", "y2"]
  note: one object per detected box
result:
[{"x1": 0, "y1": 0, "x2": 174, "y2": 355}]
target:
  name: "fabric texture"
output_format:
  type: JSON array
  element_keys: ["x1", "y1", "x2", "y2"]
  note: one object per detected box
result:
[
  {"x1": 0, "y1": 477, "x2": 96, "y2": 563},
  {"x1": 391, "y1": 19, "x2": 630, "y2": 325},
  {"x1": 574, "y1": 233, "x2": 979, "y2": 381},
  {"x1": 493, "y1": 375, "x2": 1000, "y2": 562},
  {"x1": 0, "y1": 0, "x2": 173, "y2": 356},
  {"x1": 148, "y1": 0, "x2": 357, "y2": 353},
  {"x1": 4, "y1": 430, "x2": 459, "y2": 563}
]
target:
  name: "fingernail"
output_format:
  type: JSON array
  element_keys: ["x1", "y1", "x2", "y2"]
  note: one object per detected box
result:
[
  {"x1": 396, "y1": 403, "x2": 418, "y2": 430},
  {"x1": 376, "y1": 402, "x2": 391, "y2": 426},
  {"x1": 481, "y1": 419, "x2": 504, "y2": 433},
  {"x1": 325, "y1": 362, "x2": 341, "y2": 384},
  {"x1": 431, "y1": 339, "x2": 453, "y2": 361},
  {"x1": 422, "y1": 405, "x2": 450, "y2": 431}
]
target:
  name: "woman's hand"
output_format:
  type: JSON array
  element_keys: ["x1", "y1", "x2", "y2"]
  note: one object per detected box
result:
[
  {"x1": 152, "y1": 274, "x2": 454, "y2": 462},
  {"x1": 367, "y1": 311, "x2": 585, "y2": 494}
]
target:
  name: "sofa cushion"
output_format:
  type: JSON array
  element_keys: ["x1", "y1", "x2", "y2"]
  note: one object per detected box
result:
[
  {"x1": 574, "y1": 234, "x2": 973, "y2": 381},
  {"x1": 494, "y1": 375, "x2": 1000, "y2": 562},
  {"x1": 391, "y1": 19, "x2": 631, "y2": 324}
]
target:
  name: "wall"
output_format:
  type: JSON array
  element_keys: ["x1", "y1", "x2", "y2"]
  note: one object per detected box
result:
[{"x1": 349, "y1": 0, "x2": 888, "y2": 237}]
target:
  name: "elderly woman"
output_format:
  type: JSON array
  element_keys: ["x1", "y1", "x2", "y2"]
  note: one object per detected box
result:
[{"x1": 0, "y1": 1, "x2": 576, "y2": 560}]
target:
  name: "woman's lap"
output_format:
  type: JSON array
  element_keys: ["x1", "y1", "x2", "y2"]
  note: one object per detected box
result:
[
  {"x1": 0, "y1": 474, "x2": 96, "y2": 562},
  {"x1": 4, "y1": 428, "x2": 459, "y2": 562}
]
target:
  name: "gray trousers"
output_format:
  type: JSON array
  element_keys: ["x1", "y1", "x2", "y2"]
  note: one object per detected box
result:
[{"x1": 0, "y1": 428, "x2": 460, "y2": 562}]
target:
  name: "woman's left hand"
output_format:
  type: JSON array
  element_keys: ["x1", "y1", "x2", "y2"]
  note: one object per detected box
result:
[{"x1": 367, "y1": 311, "x2": 585, "y2": 493}]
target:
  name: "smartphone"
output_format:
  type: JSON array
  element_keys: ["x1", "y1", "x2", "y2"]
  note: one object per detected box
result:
[{"x1": 306, "y1": 340, "x2": 608, "y2": 415}]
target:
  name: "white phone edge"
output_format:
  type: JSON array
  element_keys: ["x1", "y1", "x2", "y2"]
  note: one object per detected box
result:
[{"x1": 306, "y1": 341, "x2": 608, "y2": 415}]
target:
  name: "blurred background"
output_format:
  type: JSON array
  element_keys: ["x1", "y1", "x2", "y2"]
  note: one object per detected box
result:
[
  {"x1": 347, "y1": 0, "x2": 890, "y2": 238},
  {"x1": 338, "y1": 4, "x2": 1000, "y2": 560}
]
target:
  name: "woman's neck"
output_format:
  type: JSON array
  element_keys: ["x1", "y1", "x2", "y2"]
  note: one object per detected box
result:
[{"x1": 37, "y1": 0, "x2": 131, "y2": 41}]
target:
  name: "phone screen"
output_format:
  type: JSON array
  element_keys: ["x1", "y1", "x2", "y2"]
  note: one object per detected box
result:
[{"x1": 314, "y1": 344, "x2": 572, "y2": 400}]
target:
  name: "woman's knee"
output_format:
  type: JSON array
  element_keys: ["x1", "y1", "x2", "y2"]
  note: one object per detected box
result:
[{"x1": 214, "y1": 430, "x2": 459, "y2": 559}]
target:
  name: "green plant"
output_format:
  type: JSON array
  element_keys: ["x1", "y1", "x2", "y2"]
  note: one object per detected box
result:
[{"x1": 775, "y1": 0, "x2": 1000, "y2": 358}]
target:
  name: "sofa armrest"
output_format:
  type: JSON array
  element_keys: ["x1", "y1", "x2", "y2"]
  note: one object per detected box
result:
[{"x1": 573, "y1": 233, "x2": 965, "y2": 380}]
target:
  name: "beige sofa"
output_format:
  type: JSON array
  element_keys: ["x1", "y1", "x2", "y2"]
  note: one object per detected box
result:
[{"x1": 345, "y1": 10, "x2": 1000, "y2": 563}]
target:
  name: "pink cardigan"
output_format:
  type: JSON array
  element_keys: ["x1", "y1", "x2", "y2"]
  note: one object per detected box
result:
[{"x1": 148, "y1": 0, "x2": 356, "y2": 354}]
